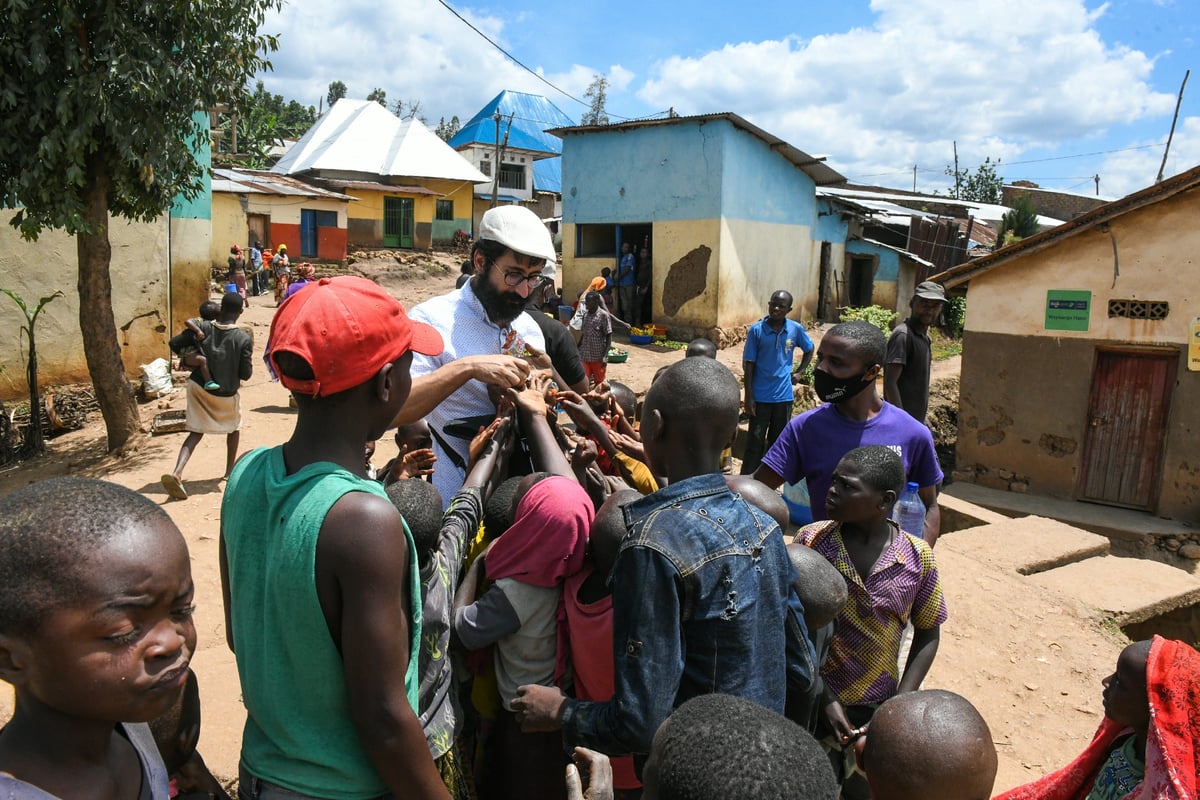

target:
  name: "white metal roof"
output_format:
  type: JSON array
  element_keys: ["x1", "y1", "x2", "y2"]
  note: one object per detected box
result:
[
  {"x1": 272, "y1": 99, "x2": 489, "y2": 183},
  {"x1": 822, "y1": 186, "x2": 1064, "y2": 227}
]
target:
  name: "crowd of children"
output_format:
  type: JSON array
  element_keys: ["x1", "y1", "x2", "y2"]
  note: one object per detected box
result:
[{"x1": 3, "y1": 271, "x2": 1199, "y2": 800}]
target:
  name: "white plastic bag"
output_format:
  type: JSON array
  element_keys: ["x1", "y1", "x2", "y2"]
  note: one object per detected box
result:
[{"x1": 140, "y1": 357, "x2": 174, "y2": 398}]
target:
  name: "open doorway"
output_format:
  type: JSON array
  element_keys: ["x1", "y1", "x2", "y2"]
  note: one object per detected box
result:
[
  {"x1": 617, "y1": 224, "x2": 653, "y2": 326},
  {"x1": 846, "y1": 255, "x2": 877, "y2": 308}
]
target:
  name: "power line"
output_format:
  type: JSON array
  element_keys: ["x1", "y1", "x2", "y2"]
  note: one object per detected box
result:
[
  {"x1": 435, "y1": 0, "x2": 631, "y2": 121},
  {"x1": 847, "y1": 141, "x2": 1167, "y2": 184}
]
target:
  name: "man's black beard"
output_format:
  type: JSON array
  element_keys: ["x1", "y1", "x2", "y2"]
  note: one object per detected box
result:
[{"x1": 473, "y1": 271, "x2": 526, "y2": 326}]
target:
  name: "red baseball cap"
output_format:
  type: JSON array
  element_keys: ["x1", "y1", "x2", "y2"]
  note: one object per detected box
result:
[{"x1": 268, "y1": 276, "x2": 442, "y2": 397}]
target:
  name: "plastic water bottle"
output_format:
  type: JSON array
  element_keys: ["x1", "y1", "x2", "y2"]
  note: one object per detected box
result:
[{"x1": 894, "y1": 482, "x2": 926, "y2": 538}]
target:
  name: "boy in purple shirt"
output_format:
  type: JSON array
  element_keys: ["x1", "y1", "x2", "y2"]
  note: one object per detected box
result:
[{"x1": 754, "y1": 320, "x2": 942, "y2": 546}]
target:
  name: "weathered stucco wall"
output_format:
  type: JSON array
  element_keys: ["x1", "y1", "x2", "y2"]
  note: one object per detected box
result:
[
  {"x1": 0, "y1": 218, "x2": 170, "y2": 399},
  {"x1": 719, "y1": 218, "x2": 814, "y2": 327},
  {"x1": 964, "y1": 189, "x2": 1199, "y2": 342},
  {"x1": 957, "y1": 185, "x2": 1200, "y2": 520}
]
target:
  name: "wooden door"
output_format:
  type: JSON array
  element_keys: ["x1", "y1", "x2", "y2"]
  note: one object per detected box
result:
[
  {"x1": 1077, "y1": 348, "x2": 1176, "y2": 510},
  {"x1": 247, "y1": 214, "x2": 268, "y2": 248}
]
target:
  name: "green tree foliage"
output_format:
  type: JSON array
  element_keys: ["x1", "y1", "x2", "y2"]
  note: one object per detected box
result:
[
  {"x1": 945, "y1": 157, "x2": 1004, "y2": 204},
  {"x1": 581, "y1": 75, "x2": 610, "y2": 126},
  {"x1": 435, "y1": 115, "x2": 461, "y2": 142},
  {"x1": 367, "y1": 87, "x2": 387, "y2": 107},
  {"x1": 327, "y1": 80, "x2": 348, "y2": 108},
  {"x1": 0, "y1": 1, "x2": 280, "y2": 452},
  {"x1": 996, "y1": 193, "x2": 1040, "y2": 248},
  {"x1": 217, "y1": 80, "x2": 316, "y2": 168}
]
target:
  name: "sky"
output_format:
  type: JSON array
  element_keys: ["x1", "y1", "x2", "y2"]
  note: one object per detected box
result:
[{"x1": 256, "y1": 0, "x2": 1199, "y2": 199}]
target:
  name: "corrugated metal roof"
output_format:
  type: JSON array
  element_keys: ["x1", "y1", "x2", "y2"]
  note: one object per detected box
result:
[
  {"x1": 212, "y1": 168, "x2": 354, "y2": 200},
  {"x1": 449, "y1": 90, "x2": 576, "y2": 156},
  {"x1": 853, "y1": 236, "x2": 935, "y2": 269},
  {"x1": 548, "y1": 112, "x2": 846, "y2": 186},
  {"x1": 273, "y1": 99, "x2": 488, "y2": 183},
  {"x1": 824, "y1": 186, "x2": 1064, "y2": 227},
  {"x1": 533, "y1": 157, "x2": 562, "y2": 194},
  {"x1": 933, "y1": 163, "x2": 1200, "y2": 289}
]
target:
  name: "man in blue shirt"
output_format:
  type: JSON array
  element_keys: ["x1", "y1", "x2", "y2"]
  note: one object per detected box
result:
[
  {"x1": 740, "y1": 290, "x2": 814, "y2": 475},
  {"x1": 616, "y1": 242, "x2": 637, "y2": 320}
]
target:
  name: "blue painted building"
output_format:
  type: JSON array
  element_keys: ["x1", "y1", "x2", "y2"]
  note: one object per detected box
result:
[{"x1": 551, "y1": 113, "x2": 852, "y2": 336}]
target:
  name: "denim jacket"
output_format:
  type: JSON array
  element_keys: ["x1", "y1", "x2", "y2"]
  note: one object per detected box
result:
[{"x1": 561, "y1": 473, "x2": 817, "y2": 756}]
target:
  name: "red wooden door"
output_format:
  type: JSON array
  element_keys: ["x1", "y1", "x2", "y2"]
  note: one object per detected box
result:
[{"x1": 1077, "y1": 348, "x2": 1176, "y2": 510}]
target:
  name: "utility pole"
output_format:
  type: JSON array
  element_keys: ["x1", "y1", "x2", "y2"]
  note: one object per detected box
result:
[
  {"x1": 490, "y1": 110, "x2": 501, "y2": 208},
  {"x1": 489, "y1": 111, "x2": 513, "y2": 209},
  {"x1": 1157, "y1": 69, "x2": 1190, "y2": 184},
  {"x1": 913, "y1": 164, "x2": 917, "y2": 192},
  {"x1": 1094, "y1": 174, "x2": 1101, "y2": 196},
  {"x1": 953, "y1": 140, "x2": 960, "y2": 199}
]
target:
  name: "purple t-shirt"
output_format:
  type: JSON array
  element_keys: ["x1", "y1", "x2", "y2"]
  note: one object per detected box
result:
[{"x1": 760, "y1": 401, "x2": 943, "y2": 520}]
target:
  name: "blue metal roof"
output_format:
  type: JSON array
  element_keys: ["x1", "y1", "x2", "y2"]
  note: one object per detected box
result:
[
  {"x1": 450, "y1": 90, "x2": 576, "y2": 156},
  {"x1": 533, "y1": 157, "x2": 562, "y2": 194}
]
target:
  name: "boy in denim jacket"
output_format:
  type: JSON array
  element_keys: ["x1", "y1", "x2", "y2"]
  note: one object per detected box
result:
[{"x1": 514, "y1": 357, "x2": 816, "y2": 759}]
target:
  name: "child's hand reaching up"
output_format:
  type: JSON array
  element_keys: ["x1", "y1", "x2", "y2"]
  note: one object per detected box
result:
[{"x1": 565, "y1": 747, "x2": 614, "y2": 800}]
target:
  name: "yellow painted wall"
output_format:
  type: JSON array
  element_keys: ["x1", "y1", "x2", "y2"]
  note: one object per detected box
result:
[
  {"x1": 965, "y1": 189, "x2": 1200, "y2": 342},
  {"x1": 0, "y1": 218, "x2": 170, "y2": 399},
  {"x1": 347, "y1": 180, "x2": 475, "y2": 223},
  {"x1": 719, "y1": 218, "x2": 816, "y2": 327},
  {"x1": 210, "y1": 193, "x2": 246, "y2": 266}
]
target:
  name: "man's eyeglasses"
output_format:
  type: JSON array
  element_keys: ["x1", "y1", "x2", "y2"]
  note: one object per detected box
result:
[{"x1": 500, "y1": 269, "x2": 545, "y2": 289}]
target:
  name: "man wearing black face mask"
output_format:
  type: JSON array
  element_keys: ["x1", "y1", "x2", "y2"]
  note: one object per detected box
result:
[{"x1": 752, "y1": 320, "x2": 943, "y2": 546}]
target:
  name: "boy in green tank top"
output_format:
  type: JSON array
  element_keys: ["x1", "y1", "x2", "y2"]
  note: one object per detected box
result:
[{"x1": 220, "y1": 276, "x2": 450, "y2": 800}]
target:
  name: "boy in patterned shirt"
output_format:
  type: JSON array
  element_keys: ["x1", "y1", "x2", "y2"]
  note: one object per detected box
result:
[
  {"x1": 796, "y1": 445, "x2": 947, "y2": 800},
  {"x1": 385, "y1": 416, "x2": 512, "y2": 799},
  {"x1": 577, "y1": 290, "x2": 612, "y2": 388}
]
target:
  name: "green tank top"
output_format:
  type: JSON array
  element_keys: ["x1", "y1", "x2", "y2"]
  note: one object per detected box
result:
[{"x1": 222, "y1": 446, "x2": 422, "y2": 799}]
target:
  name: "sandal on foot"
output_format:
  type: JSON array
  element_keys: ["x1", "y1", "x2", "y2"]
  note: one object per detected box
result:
[
  {"x1": 203, "y1": 380, "x2": 221, "y2": 392},
  {"x1": 161, "y1": 473, "x2": 188, "y2": 501}
]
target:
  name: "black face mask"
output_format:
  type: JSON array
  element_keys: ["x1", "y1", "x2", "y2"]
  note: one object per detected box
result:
[{"x1": 813, "y1": 367, "x2": 874, "y2": 404}]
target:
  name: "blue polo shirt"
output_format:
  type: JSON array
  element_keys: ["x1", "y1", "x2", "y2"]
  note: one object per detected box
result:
[
  {"x1": 617, "y1": 253, "x2": 636, "y2": 287},
  {"x1": 744, "y1": 317, "x2": 813, "y2": 403}
]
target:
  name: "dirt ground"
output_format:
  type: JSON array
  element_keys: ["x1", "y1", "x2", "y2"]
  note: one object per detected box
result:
[{"x1": 0, "y1": 253, "x2": 1124, "y2": 795}]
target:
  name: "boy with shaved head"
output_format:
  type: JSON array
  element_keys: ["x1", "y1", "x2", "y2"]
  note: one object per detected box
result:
[
  {"x1": 513, "y1": 357, "x2": 816, "y2": 762},
  {"x1": 862, "y1": 690, "x2": 997, "y2": 800}
]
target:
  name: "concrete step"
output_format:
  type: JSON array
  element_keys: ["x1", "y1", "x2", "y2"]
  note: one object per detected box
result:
[
  {"x1": 1029, "y1": 555, "x2": 1200, "y2": 626},
  {"x1": 939, "y1": 515, "x2": 1111, "y2": 575},
  {"x1": 943, "y1": 482, "x2": 1198, "y2": 544}
]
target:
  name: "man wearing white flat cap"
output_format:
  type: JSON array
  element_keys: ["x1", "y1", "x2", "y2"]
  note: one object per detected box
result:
[{"x1": 394, "y1": 205, "x2": 557, "y2": 505}]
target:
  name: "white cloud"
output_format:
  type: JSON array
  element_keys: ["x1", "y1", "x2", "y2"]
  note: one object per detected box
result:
[
  {"x1": 257, "y1": 0, "x2": 591, "y2": 124},
  {"x1": 1095, "y1": 116, "x2": 1200, "y2": 195},
  {"x1": 636, "y1": 0, "x2": 1176, "y2": 192}
]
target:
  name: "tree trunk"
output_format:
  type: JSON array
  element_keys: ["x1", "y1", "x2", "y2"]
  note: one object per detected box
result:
[{"x1": 78, "y1": 152, "x2": 142, "y2": 452}]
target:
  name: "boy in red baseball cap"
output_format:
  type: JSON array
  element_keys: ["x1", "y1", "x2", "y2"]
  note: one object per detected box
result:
[{"x1": 220, "y1": 276, "x2": 451, "y2": 799}]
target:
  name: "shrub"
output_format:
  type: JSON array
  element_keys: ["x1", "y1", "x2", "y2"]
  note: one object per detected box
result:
[
  {"x1": 838, "y1": 304, "x2": 897, "y2": 333},
  {"x1": 943, "y1": 295, "x2": 966, "y2": 337}
]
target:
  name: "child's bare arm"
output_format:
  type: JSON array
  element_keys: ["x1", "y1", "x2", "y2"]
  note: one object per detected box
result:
[
  {"x1": 184, "y1": 318, "x2": 206, "y2": 341},
  {"x1": 897, "y1": 626, "x2": 940, "y2": 693},
  {"x1": 318, "y1": 494, "x2": 450, "y2": 799}
]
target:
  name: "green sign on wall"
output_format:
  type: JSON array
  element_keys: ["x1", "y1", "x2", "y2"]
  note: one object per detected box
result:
[{"x1": 1045, "y1": 290, "x2": 1091, "y2": 332}]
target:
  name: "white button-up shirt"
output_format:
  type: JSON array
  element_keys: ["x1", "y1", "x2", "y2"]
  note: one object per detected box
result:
[{"x1": 409, "y1": 281, "x2": 546, "y2": 507}]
